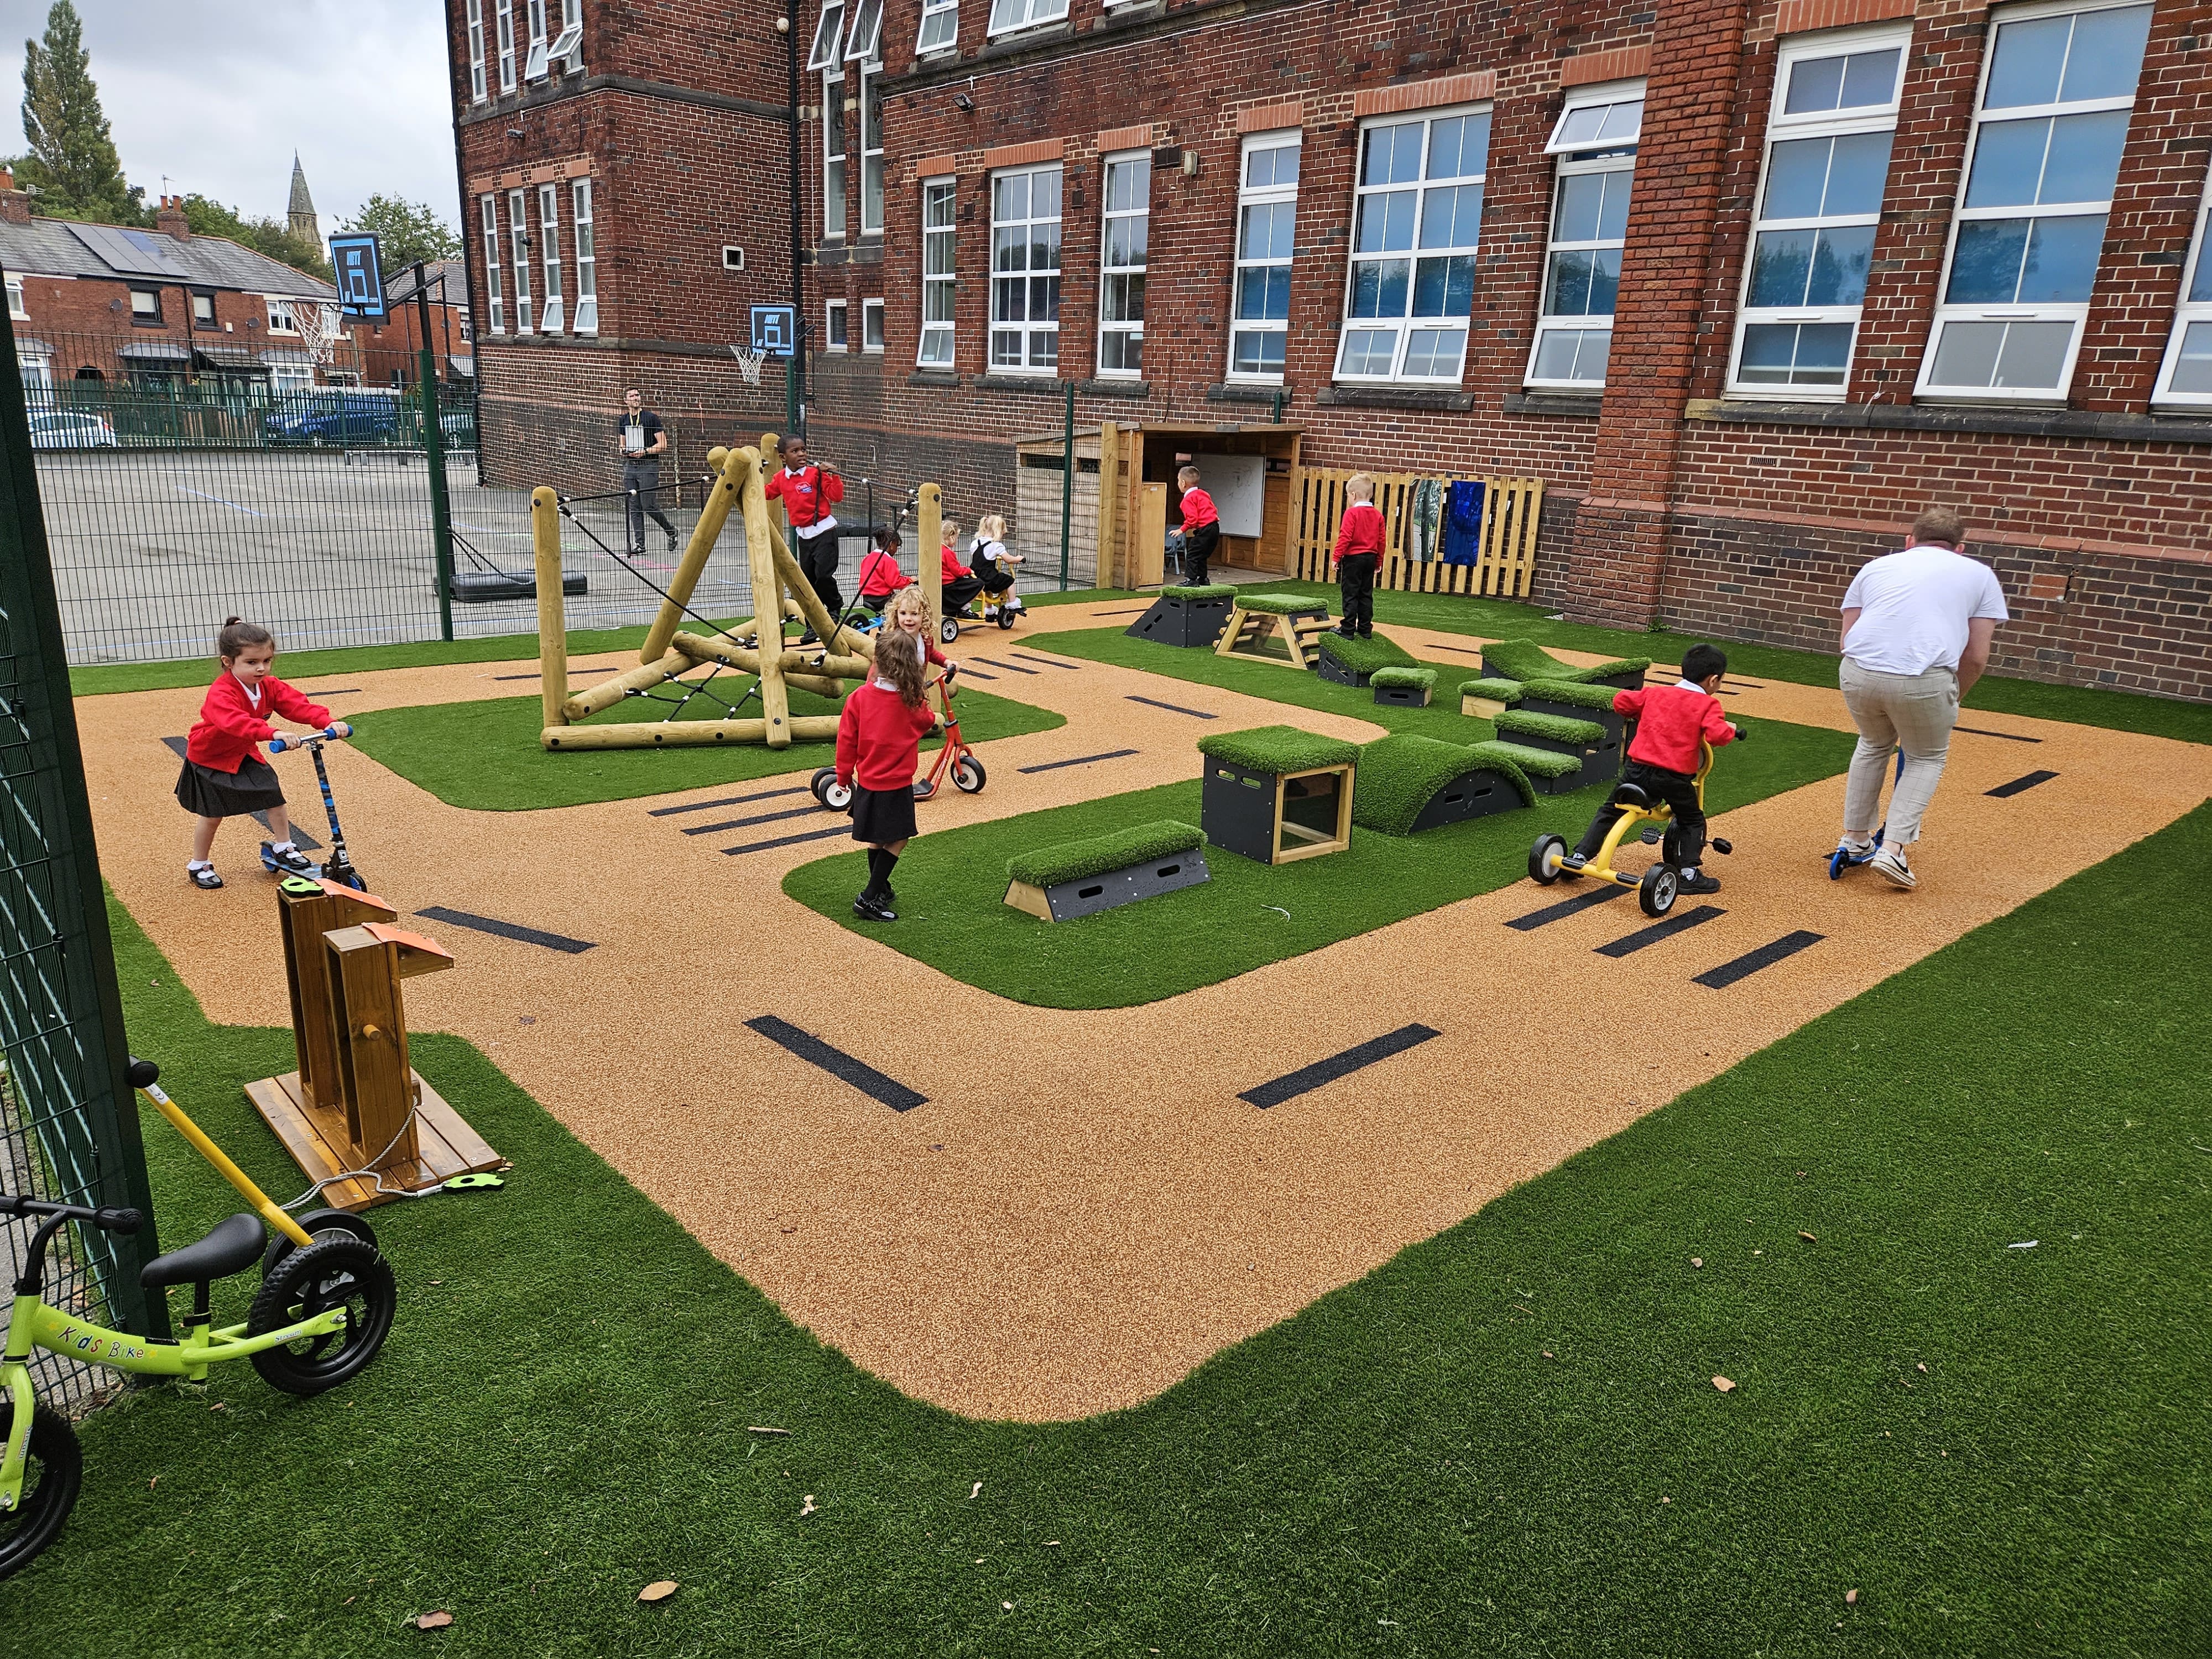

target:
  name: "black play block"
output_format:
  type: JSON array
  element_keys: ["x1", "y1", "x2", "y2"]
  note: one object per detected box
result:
[
  {"x1": 1316, "y1": 653, "x2": 1369, "y2": 687},
  {"x1": 1038, "y1": 849, "x2": 1211, "y2": 921},
  {"x1": 1521, "y1": 690, "x2": 1629, "y2": 741},
  {"x1": 1126, "y1": 589, "x2": 1234, "y2": 648},
  {"x1": 1507, "y1": 725, "x2": 1624, "y2": 791},
  {"x1": 1409, "y1": 765, "x2": 1525, "y2": 832}
]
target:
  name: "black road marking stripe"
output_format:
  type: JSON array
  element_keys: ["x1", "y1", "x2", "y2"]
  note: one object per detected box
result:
[
  {"x1": 648, "y1": 785, "x2": 808, "y2": 817},
  {"x1": 1986, "y1": 769, "x2": 2059, "y2": 798},
  {"x1": 1505, "y1": 884, "x2": 1630, "y2": 930},
  {"x1": 1957, "y1": 726, "x2": 2043, "y2": 743},
  {"x1": 163, "y1": 736, "x2": 324, "y2": 849},
  {"x1": 973, "y1": 657, "x2": 1040, "y2": 674},
  {"x1": 957, "y1": 667, "x2": 999, "y2": 680},
  {"x1": 417, "y1": 905, "x2": 596, "y2": 954},
  {"x1": 745, "y1": 1015, "x2": 927, "y2": 1112},
  {"x1": 492, "y1": 669, "x2": 617, "y2": 681},
  {"x1": 1694, "y1": 930, "x2": 1825, "y2": 989},
  {"x1": 682, "y1": 804, "x2": 821, "y2": 836},
  {"x1": 1018, "y1": 748, "x2": 1140, "y2": 774},
  {"x1": 1009, "y1": 650, "x2": 1083, "y2": 670},
  {"x1": 1427, "y1": 643, "x2": 1485, "y2": 656},
  {"x1": 722, "y1": 825, "x2": 852, "y2": 856},
  {"x1": 1240, "y1": 1024, "x2": 1442, "y2": 1109},
  {"x1": 1093, "y1": 607, "x2": 1155, "y2": 617},
  {"x1": 296, "y1": 687, "x2": 362, "y2": 696},
  {"x1": 1126, "y1": 694, "x2": 1218, "y2": 719},
  {"x1": 1594, "y1": 904, "x2": 1726, "y2": 958}
]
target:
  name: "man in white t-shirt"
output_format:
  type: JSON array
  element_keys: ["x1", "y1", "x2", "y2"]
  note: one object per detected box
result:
[{"x1": 1834, "y1": 505, "x2": 2010, "y2": 890}]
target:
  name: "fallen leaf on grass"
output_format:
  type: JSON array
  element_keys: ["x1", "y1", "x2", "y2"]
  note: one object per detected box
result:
[
  {"x1": 1916, "y1": 1363, "x2": 1929, "y2": 1374},
  {"x1": 1798, "y1": 1230, "x2": 1817, "y2": 1243},
  {"x1": 1541, "y1": 1351, "x2": 1554, "y2": 1360},
  {"x1": 799, "y1": 1494, "x2": 817, "y2": 1516},
  {"x1": 1690, "y1": 1257, "x2": 1703, "y2": 1269},
  {"x1": 747, "y1": 1426, "x2": 792, "y2": 1437},
  {"x1": 1845, "y1": 1589, "x2": 1860, "y2": 1606},
  {"x1": 1001, "y1": 1600, "x2": 1015, "y2": 1611},
  {"x1": 969, "y1": 1480, "x2": 984, "y2": 1499},
  {"x1": 1713, "y1": 1375, "x2": 1737, "y2": 1393},
  {"x1": 413, "y1": 1611, "x2": 453, "y2": 1631},
  {"x1": 1044, "y1": 1540, "x2": 1060, "y2": 1547},
  {"x1": 639, "y1": 1580, "x2": 679, "y2": 1603}
]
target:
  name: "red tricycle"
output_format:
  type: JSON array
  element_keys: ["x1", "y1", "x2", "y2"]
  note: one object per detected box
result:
[{"x1": 811, "y1": 670, "x2": 987, "y2": 810}]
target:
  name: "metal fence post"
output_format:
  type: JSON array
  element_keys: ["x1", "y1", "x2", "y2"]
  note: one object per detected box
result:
[
  {"x1": 415, "y1": 263, "x2": 456, "y2": 642},
  {"x1": 1059, "y1": 379, "x2": 1074, "y2": 592},
  {"x1": 0, "y1": 309, "x2": 168, "y2": 1371}
]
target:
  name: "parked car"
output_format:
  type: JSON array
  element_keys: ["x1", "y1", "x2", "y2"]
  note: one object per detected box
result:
[
  {"x1": 27, "y1": 410, "x2": 119, "y2": 450},
  {"x1": 263, "y1": 392, "x2": 403, "y2": 447}
]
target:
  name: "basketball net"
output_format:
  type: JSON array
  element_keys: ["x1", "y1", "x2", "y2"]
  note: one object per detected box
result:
[{"x1": 730, "y1": 345, "x2": 767, "y2": 387}]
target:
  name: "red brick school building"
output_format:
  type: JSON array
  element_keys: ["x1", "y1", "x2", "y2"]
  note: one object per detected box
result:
[{"x1": 444, "y1": 0, "x2": 2211, "y2": 700}]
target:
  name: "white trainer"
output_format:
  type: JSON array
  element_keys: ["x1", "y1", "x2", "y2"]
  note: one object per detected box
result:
[{"x1": 1870, "y1": 845, "x2": 1916, "y2": 889}]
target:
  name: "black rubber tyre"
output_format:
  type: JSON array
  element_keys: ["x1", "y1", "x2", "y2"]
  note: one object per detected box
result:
[
  {"x1": 997, "y1": 609, "x2": 1015, "y2": 630},
  {"x1": 1661, "y1": 822, "x2": 1684, "y2": 865},
  {"x1": 0, "y1": 1400, "x2": 81, "y2": 1581},
  {"x1": 1639, "y1": 863, "x2": 1680, "y2": 917},
  {"x1": 246, "y1": 1237, "x2": 395, "y2": 1397},
  {"x1": 940, "y1": 618, "x2": 959, "y2": 645},
  {"x1": 953, "y1": 754, "x2": 987, "y2": 794},
  {"x1": 261, "y1": 1208, "x2": 379, "y2": 1277},
  {"x1": 1528, "y1": 833, "x2": 1568, "y2": 885}
]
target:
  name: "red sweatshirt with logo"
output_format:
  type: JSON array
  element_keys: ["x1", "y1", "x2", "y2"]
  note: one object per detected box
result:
[
  {"x1": 186, "y1": 672, "x2": 332, "y2": 773},
  {"x1": 836, "y1": 681, "x2": 938, "y2": 792},
  {"x1": 1614, "y1": 681, "x2": 1736, "y2": 775}
]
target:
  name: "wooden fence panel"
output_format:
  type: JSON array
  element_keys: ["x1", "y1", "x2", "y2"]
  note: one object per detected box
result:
[{"x1": 1290, "y1": 466, "x2": 1546, "y2": 599}]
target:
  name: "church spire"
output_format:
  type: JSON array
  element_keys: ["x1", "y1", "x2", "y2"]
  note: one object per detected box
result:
[{"x1": 287, "y1": 152, "x2": 317, "y2": 242}]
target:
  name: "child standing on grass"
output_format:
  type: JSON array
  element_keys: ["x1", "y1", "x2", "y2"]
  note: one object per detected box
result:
[
  {"x1": 836, "y1": 627, "x2": 942, "y2": 922},
  {"x1": 175, "y1": 617, "x2": 336, "y2": 890},
  {"x1": 1176, "y1": 465, "x2": 1220, "y2": 587},
  {"x1": 1332, "y1": 474, "x2": 1384, "y2": 640},
  {"x1": 1565, "y1": 642, "x2": 1742, "y2": 895},
  {"x1": 973, "y1": 513, "x2": 1024, "y2": 619}
]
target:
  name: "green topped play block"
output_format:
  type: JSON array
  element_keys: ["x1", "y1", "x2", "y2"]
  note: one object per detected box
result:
[
  {"x1": 1004, "y1": 820, "x2": 1211, "y2": 922},
  {"x1": 1460, "y1": 678, "x2": 1525, "y2": 717},
  {"x1": 1479, "y1": 638, "x2": 1649, "y2": 689},
  {"x1": 1007, "y1": 820, "x2": 1204, "y2": 889},
  {"x1": 1518, "y1": 677, "x2": 1621, "y2": 712},
  {"x1": 1237, "y1": 592, "x2": 1332, "y2": 615},
  {"x1": 1197, "y1": 725, "x2": 1361, "y2": 774},
  {"x1": 1496, "y1": 708, "x2": 1607, "y2": 747},
  {"x1": 1199, "y1": 726, "x2": 1359, "y2": 864},
  {"x1": 1316, "y1": 630, "x2": 1417, "y2": 687},
  {"x1": 1371, "y1": 665, "x2": 1438, "y2": 708},
  {"x1": 1353, "y1": 734, "x2": 1535, "y2": 835}
]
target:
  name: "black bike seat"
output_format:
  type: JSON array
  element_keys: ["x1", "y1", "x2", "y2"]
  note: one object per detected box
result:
[
  {"x1": 1610, "y1": 783, "x2": 1653, "y2": 811},
  {"x1": 139, "y1": 1212, "x2": 267, "y2": 1288}
]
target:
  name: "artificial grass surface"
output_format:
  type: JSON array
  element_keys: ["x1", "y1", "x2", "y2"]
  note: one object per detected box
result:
[
  {"x1": 347, "y1": 682, "x2": 1065, "y2": 811},
  {"x1": 1235, "y1": 591, "x2": 1331, "y2": 615},
  {"x1": 1459, "y1": 676, "x2": 1525, "y2": 705},
  {"x1": 1369, "y1": 665, "x2": 1437, "y2": 691},
  {"x1": 785, "y1": 713, "x2": 1851, "y2": 1008},
  {"x1": 1521, "y1": 676, "x2": 1622, "y2": 712},
  {"x1": 1473, "y1": 738, "x2": 1583, "y2": 779},
  {"x1": 1005, "y1": 818, "x2": 1202, "y2": 888},
  {"x1": 1351, "y1": 734, "x2": 1525, "y2": 835},
  {"x1": 1316, "y1": 631, "x2": 1415, "y2": 676},
  {"x1": 1478, "y1": 637, "x2": 1651, "y2": 684},
  {"x1": 28, "y1": 808, "x2": 2212, "y2": 1655},
  {"x1": 1496, "y1": 708, "x2": 1607, "y2": 745},
  {"x1": 1196, "y1": 724, "x2": 1361, "y2": 775}
]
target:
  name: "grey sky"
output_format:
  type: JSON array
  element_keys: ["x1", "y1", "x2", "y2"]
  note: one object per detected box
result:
[{"x1": 0, "y1": 0, "x2": 459, "y2": 234}]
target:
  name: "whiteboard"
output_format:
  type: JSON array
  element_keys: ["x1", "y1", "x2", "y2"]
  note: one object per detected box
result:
[{"x1": 1188, "y1": 454, "x2": 1266, "y2": 539}]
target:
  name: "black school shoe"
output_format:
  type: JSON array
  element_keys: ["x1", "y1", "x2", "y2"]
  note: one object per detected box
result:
[
  {"x1": 852, "y1": 890, "x2": 898, "y2": 922},
  {"x1": 188, "y1": 865, "x2": 224, "y2": 890},
  {"x1": 262, "y1": 842, "x2": 316, "y2": 874},
  {"x1": 1680, "y1": 872, "x2": 1723, "y2": 895}
]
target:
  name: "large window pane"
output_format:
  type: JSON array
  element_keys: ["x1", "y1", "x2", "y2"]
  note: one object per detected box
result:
[
  {"x1": 2169, "y1": 320, "x2": 2212, "y2": 393},
  {"x1": 1361, "y1": 124, "x2": 1422, "y2": 186},
  {"x1": 2057, "y1": 4, "x2": 2152, "y2": 101},
  {"x1": 1823, "y1": 132, "x2": 1894, "y2": 215},
  {"x1": 1984, "y1": 13, "x2": 2073, "y2": 107},
  {"x1": 2016, "y1": 212, "x2": 2106, "y2": 302},
  {"x1": 1355, "y1": 191, "x2": 1416, "y2": 253},
  {"x1": 1948, "y1": 219, "x2": 2032, "y2": 302},
  {"x1": 1963, "y1": 118, "x2": 2051, "y2": 208},
  {"x1": 2038, "y1": 109, "x2": 2130, "y2": 204},
  {"x1": 1806, "y1": 226, "x2": 1875, "y2": 306}
]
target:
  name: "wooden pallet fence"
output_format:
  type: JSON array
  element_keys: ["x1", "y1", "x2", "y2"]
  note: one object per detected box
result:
[{"x1": 1290, "y1": 466, "x2": 1545, "y2": 598}]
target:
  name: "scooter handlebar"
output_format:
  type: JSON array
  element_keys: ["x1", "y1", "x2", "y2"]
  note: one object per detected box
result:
[{"x1": 267, "y1": 723, "x2": 349, "y2": 755}]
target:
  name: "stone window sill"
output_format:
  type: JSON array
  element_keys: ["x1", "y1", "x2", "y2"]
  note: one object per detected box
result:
[
  {"x1": 971, "y1": 373, "x2": 1068, "y2": 393},
  {"x1": 1078, "y1": 377, "x2": 1151, "y2": 398},
  {"x1": 1316, "y1": 384, "x2": 1474, "y2": 413},
  {"x1": 1684, "y1": 397, "x2": 2212, "y2": 447},
  {"x1": 1504, "y1": 391, "x2": 1601, "y2": 418}
]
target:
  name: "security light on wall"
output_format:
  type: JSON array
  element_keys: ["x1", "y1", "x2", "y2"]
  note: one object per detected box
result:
[{"x1": 722, "y1": 246, "x2": 746, "y2": 272}]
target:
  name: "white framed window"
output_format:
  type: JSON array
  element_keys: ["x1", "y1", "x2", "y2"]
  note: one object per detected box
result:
[
  {"x1": 1526, "y1": 79, "x2": 1644, "y2": 389},
  {"x1": 822, "y1": 70, "x2": 847, "y2": 238},
  {"x1": 509, "y1": 187, "x2": 533, "y2": 333},
  {"x1": 18, "y1": 348, "x2": 50, "y2": 397},
  {"x1": 495, "y1": 0, "x2": 516, "y2": 92},
  {"x1": 1228, "y1": 131, "x2": 1300, "y2": 381},
  {"x1": 1729, "y1": 30, "x2": 1906, "y2": 397},
  {"x1": 862, "y1": 297, "x2": 885, "y2": 351},
  {"x1": 466, "y1": 0, "x2": 487, "y2": 101},
  {"x1": 267, "y1": 298, "x2": 298, "y2": 333},
  {"x1": 826, "y1": 299, "x2": 849, "y2": 349},
  {"x1": 917, "y1": 0, "x2": 957, "y2": 53},
  {"x1": 524, "y1": 0, "x2": 550, "y2": 79},
  {"x1": 987, "y1": 0, "x2": 1067, "y2": 35},
  {"x1": 1336, "y1": 105, "x2": 1490, "y2": 383},
  {"x1": 990, "y1": 163, "x2": 1061, "y2": 372},
  {"x1": 5, "y1": 275, "x2": 24, "y2": 320},
  {"x1": 571, "y1": 178, "x2": 597, "y2": 333},
  {"x1": 919, "y1": 176, "x2": 956, "y2": 367},
  {"x1": 1098, "y1": 150, "x2": 1150, "y2": 378},
  {"x1": 858, "y1": 66, "x2": 884, "y2": 235},
  {"x1": 480, "y1": 194, "x2": 504, "y2": 332},
  {"x1": 536, "y1": 183, "x2": 564, "y2": 332},
  {"x1": 2152, "y1": 163, "x2": 2212, "y2": 408},
  {"x1": 843, "y1": 0, "x2": 883, "y2": 62},
  {"x1": 191, "y1": 291, "x2": 214, "y2": 326},
  {"x1": 269, "y1": 359, "x2": 313, "y2": 397},
  {"x1": 806, "y1": 1, "x2": 843, "y2": 69},
  {"x1": 1917, "y1": 1, "x2": 2153, "y2": 402}
]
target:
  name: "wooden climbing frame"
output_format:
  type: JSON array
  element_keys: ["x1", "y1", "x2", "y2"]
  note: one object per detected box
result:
[{"x1": 1214, "y1": 600, "x2": 1335, "y2": 671}]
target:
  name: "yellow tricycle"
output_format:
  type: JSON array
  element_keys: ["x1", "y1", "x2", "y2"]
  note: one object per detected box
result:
[{"x1": 1527, "y1": 737, "x2": 1734, "y2": 917}]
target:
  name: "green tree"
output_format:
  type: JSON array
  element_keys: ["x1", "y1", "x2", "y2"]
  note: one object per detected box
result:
[
  {"x1": 337, "y1": 194, "x2": 461, "y2": 273},
  {"x1": 15, "y1": 1, "x2": 141, "y2": 223},
  {"x1": 179, "y1": 194, "x2": 331, "y2": 280}
]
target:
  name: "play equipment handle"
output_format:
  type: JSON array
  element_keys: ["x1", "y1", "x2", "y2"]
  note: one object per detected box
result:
[
  {"x1": 126, "y1": 1053, "x2": 316, "y2": 1250},
  {"x1": 267, "y1": 723, "x2": 351, "y2": 755},
  {"x1": 0, "y1": 1194, "x2": 140, "y2": 1233}
]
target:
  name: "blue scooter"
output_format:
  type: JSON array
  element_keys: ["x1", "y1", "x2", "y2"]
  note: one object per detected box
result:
[{"x1": 262, "y1": 723, "x2": 368, "y2": 891}]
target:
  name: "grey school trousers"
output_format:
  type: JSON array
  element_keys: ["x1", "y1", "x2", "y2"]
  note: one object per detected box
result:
[{"x1": 1839, "y1": 658, "x2": 1960, "y2": 847}]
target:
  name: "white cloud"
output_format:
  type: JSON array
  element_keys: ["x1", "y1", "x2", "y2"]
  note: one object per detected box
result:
[{"x1": 0, "y1": 0, "x2": 458, "y2": 231}]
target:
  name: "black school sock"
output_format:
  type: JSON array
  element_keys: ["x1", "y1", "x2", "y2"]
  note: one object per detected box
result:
[{"x1": 864, "y1": 847, "x2": 900, "y2": 899}]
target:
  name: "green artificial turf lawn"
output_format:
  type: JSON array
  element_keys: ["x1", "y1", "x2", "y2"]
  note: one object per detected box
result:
[
  {"x1": 23, "y1": 807, "x2": 2211, "y2": 1655},
  {"x1": 784, "y1": 713, "x2": 1852, "y2": 1008},
  {"x1": 1473, "y1": 738, "x2": 1583, "y2": 780},
  {"x1": 346, "y1": 681, "x2": 1064, "y2": 811},
  {"x1": 1352, "y1": 733, "x2": 1528, "y2": 835},
  {"x1": 1005, "y1": 818, "x2": 1203, "y2": 888},
  {"x1": 1195, "y1": 723, "x2": 1361, "y2": 775},
  {"x1": 1479, "y1": 637, "x2": 1651, "y2": 684}
]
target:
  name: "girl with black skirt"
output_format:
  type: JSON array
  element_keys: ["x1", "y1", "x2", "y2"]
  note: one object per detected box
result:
[
  {"x1": 833, "y1": 630, "x2": 942, "y2": 922},
  {"x1": 175, "y1": 618, "x2": 336, "y2": 890}
]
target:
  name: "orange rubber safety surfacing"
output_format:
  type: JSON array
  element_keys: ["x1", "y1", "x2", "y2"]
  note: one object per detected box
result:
[{"x1": 81, "y1": 609, "x2": 2212, "y2": 1421}]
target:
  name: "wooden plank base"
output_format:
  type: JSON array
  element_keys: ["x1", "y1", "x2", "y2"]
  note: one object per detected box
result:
[{"x1": 245, "y1": 1070, "x2": 505, "y2": 1212}]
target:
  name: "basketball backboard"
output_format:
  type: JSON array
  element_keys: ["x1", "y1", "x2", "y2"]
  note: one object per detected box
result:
[{"x1": 750, "y1": 305, "x2": 797, "y2": 358}]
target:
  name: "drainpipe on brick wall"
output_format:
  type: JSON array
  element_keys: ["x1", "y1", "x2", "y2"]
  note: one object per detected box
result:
[
  {"x1": 1059, "y1": 379, "x2": 1074, "y2": 591},
  {"x1": 786, "y1": 9, "x2": 805, "y2": 437}
]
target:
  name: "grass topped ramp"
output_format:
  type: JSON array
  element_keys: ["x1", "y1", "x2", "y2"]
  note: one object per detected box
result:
[
  {"x1": 1470, "y1": 738, "x2": 1582, "y2": 781},
  {"x1": 1370, "y1": 666, "x2": 1437, "y2": 691},
  {"x1": 348, "y1": 682, "x2": 1065, "y2": 811},
  {"x1": 1353, "y1": 734, "x2": 1535, "y2": 835},
  {"x1": 1007, "y1": 820, "x2": 1203, "y2": 889},
  {"x1": 1521, "y1": 677, "x2": 1623, "y2": 712},
  {"x1": 786, "y1": 711, "x2": 1853, "y2": 1008},
  {"x1": 1234, "y1": 591, "x2": 1331, "y2": 615},
  {"x1": 1495, "y1": 708, "x2": 1607, "y2": 745},
  {"x1": 1160, "y1": 583, "x2": 1237, "y2": 601},
  {"x1": 1460, "y1": 677, "x2": 1525, "y2": 707},
  {"x1": 1316, "y1": 632, "x2": 1416, "y2": 676},
  {"x1": 1196, "y1": 724, "x2": 1361, "y2": 774},
  {"x1": 1478, "y1": 638, "x2": 1651, "y2": 685}
]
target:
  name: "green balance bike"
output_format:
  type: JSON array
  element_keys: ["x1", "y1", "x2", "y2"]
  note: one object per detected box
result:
[{"x1": 1, "y1": 1060, "x2": 397, "y2": 1579}]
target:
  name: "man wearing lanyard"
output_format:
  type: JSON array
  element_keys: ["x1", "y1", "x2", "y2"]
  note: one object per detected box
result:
[
  {"x1": 764, "y1": 435, "x2": 846, "y2": 640},
  {"x1": 615, "y1": 388, "x2": 679, "y2": 557}
]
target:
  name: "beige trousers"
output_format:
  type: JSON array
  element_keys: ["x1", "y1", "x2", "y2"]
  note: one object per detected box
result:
[{"x1": 1839, "y1": 659, "x2": 1960, "y2": 848}]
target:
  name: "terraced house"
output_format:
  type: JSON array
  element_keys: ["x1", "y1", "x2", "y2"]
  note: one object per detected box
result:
[{"x1": 446, "y1": 0, "x2": 2212, "y2": 700}]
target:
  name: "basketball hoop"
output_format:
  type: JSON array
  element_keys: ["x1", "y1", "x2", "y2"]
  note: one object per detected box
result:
[{"x1": 731, "y1": 345, "x2": 767, "y2": 387}]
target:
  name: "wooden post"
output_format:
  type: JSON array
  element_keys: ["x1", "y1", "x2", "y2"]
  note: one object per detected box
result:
[
  {"x1": 640, "y1": 444, "x2": 744, "y2": 666},
  {"x1": 560, "y1": 648, "x2": 693, "y2": 722},
  {"x1": 917, "y1": 482, "x2": 942, "y2": 639},
  {"x1": 533, "y1": 486, "x2": 567, "y2": 731},
  {"x1": 761, "y1": 432, "x2": 786, "y2": 543},
  {"x1": 734, "y1": 445, "x2": 795, "y2": 748},
  {"x1": 274, "y1": 878, "x2": 397, "y2": 1113},
  {"x1": 1097, "y1": 422, "x2": 1120, "y2": 589}
]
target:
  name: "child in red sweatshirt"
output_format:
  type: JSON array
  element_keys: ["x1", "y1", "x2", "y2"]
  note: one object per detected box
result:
[
  {"x1": 836, "y1": 633, "x2": 942, "y2": 921},
  {"x1": 1332, "y1": 473, "x2": 1385, "y2": 639},
  {"x1": 854, "y1": 528, "x2": 912, "y2": 620},
  {"x1": 1566, "y1": 642, "x2": 1742, "y2": 894},
  {"x1": 1176, "y1": 465, "x2": 1220, "y2": 587},
  {"x1": 174, "y1": 617, "x2": 338, "y2": 889}
]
